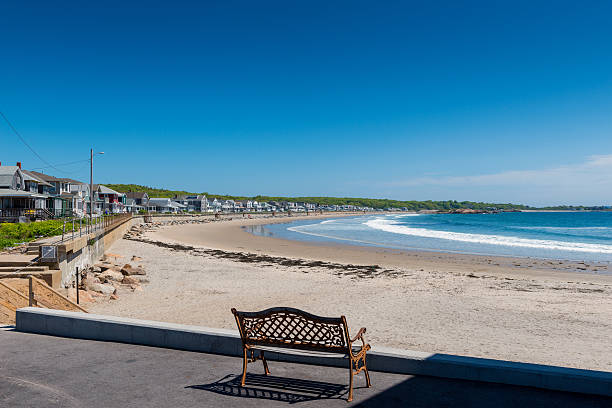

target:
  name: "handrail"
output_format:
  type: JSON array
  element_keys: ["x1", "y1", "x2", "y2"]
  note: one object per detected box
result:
[
  {"x1": 40, "y1": 212, "x2": 132, "y2": 245},
  {"x1": 28, "y1": 276, "x2": 87, "y2": 313}
]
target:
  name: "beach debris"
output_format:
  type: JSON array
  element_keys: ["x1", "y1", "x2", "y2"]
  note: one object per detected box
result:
[{"x1": 127, "y1": 233, "x2": 396, "y2": 279}]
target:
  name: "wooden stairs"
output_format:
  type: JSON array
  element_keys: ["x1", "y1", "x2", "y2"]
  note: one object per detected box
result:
[{"x1": 0, "y1": 276, "x2": 87, "y2": 325}]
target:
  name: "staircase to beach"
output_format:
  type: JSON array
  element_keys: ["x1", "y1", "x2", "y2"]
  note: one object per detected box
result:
[
  {"x1": 0, "y1": 276, "x2": 87, "y2": 325},
  {"x1": 0, "y1": 257, "x2": 62, "y2": 287}
]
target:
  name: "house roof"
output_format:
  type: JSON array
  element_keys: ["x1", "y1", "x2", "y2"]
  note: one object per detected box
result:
[
  {"x1": 0, "y1": 166, "x2": 21, "y2": 175},
  {"x1": 148, "y1": 198, "x2": 186, "y2": 208},
  {"x1": 95, "y1": 185, "x2": 122, "y2": 195},
  {"x1": 148, "y1": 197, "x2": 172, "y2": 204},
  {"x1": 0, "y1": 166, "x2": 22, "y2": 187},
  {"x1": 126, "y1": 192, "x2": 148, "y2": 199},
  {"x1": 58, "y1": 177, "x2": 86, "y2": 184},
  {"x1": 0, "y1": 188, "x2": 47, "y2": 198},
  {"x1": 21, "y1": 170, "x2": 53, "y2": 187},
  {"x1": 26, "y1": 170, "x2": 64, "y2": 182}
]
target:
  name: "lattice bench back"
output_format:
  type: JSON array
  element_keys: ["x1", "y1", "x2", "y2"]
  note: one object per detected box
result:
[{"x1": 232, "y1": 307, "x2": 350, "y2": 353}]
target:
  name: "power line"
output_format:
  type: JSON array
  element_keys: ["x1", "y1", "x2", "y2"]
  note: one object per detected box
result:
[
  {"x1": 0, "y1": 110, "x2": 66, "y2": 174},
  {"x1": 29, "y1": 158, "x2": 90, "y2": 171}
]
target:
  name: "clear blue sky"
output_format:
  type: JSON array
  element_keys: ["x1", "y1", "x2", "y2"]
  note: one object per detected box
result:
[{"x1": 1, "y1": 1, "x2": 611, "y2": 206}]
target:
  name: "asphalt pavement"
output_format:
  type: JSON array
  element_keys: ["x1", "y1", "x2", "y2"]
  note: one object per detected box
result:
[{"x1": 1, "y1": 329, "x2": 610, "y2": 407}]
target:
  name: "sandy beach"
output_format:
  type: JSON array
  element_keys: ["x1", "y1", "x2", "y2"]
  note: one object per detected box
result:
[{"x1": 91, "y1": 214, "x2": 612, "y2": 371}]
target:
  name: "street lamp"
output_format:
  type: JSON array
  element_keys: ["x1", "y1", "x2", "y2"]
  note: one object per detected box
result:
[{"x1": 89, "y1": 150, "x2": 105, "y2": 220}]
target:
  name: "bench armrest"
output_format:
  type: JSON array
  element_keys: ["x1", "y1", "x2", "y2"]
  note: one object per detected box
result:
[{"x1": 351, "y1": 327, "x2": 367, "y2": 343}]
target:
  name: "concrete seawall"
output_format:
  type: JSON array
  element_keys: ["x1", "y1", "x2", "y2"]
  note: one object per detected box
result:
[
  {"x1": 39, "y1": 215, "x2": 134, "y2": 288},
  {"x1": 16, "y1": 308, "x2": 612, "y2": 397}
]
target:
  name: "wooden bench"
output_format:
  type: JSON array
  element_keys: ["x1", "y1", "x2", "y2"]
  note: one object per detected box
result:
[{"x1": 231, "y1": 307, "x2": 371, "y2": 402}]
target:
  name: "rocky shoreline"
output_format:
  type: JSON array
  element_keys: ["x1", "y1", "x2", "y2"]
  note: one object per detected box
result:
[{"x1": 76, "y1": 255, "x2": 149, "y2": 303}]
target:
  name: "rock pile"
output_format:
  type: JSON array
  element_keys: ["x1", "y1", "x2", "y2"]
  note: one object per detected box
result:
[
  {"x1": 123, "y1": 222, "x2": 162, "y2": 240},
  {"x1": 79, "y1": 254, "x2": 148, "y2": 300}
]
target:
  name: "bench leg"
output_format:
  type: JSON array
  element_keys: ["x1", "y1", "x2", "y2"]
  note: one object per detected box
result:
[
  {"x1": 260, "y1": 351, "x2": 270, "y2": 375},
  {"x1": 348, "y1": 360, "x2": 354, "y2": 402},
  {"x1": 363, "y1": 354, "x2": 371, "y2": 388},
  {"x1": 241, "y1": 348, "x2": 248, "y2": 386}
]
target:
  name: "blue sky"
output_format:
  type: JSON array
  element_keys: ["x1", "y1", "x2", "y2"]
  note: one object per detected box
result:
[{"x1": 1, "y1": 1, "x2": 612, "y2": 206}]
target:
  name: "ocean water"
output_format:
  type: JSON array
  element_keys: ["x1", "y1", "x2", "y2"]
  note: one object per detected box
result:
[{"x1": 248, "y1": 212, "x2": 612, "y2": 263}]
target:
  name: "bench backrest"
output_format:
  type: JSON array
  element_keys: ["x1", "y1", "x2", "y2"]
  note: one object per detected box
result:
[{"x1": 232, "y1": 307, "x2": 350, "y2": 353}]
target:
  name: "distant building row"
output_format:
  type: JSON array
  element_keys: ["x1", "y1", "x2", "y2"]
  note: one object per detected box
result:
[
  {"x1": 125, "y1": 193, "x2": 374, "y2": 214},
  {"x1": 0, "y1": 161, "x2": 374, "y2": 222}
]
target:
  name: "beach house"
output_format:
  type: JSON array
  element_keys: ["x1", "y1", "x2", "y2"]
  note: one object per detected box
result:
[
  {"x1": 221, "y1": 200, "x2": 235, "y2": 212},
  {"x1": 27, "y1": 170, "x2": 74, "y2": 217},
  {"x1": 126, "y1": 192, "x2": 150, "y2": 207},
  {"x1": 124, "y1": 192, "x2": 149, "y2": 213},
  {"x1": 58, "y1": 178, "x2": 92, "y2": 217},
  {"x1": 95, "y1": 185, "x2": 127, "y2": 214},
  {"x1": 148, "y1": 197, "x2": 186, "y2": 213},
  {"x1": 0, "y1": 163, "x2": 51, "y2": 222},
  {"x1": 173, "y1": 195, "x2": 208, "y2": 212},
  {"x1": 209, "y1": 198, "x2": 222, "y2": 213}
]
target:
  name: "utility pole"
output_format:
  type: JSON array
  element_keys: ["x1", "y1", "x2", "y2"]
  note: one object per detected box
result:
[{"x1": 90, "y1": 148, "x2": 93, "y2": 222}]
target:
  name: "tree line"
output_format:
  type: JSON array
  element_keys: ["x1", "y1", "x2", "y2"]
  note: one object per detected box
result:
[{"x1": 106, "y1": 184, "x2": 534, "y2": 210}]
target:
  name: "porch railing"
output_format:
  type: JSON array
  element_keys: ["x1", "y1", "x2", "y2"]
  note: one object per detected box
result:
[{"x1": 0, "y1": 208, "x2": 55, "y2": 220}]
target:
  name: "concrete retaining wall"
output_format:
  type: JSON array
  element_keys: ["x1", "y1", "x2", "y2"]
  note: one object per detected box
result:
[
  {"x1": 47, "y1": 217, "x2": 133, "y2": 288},
  {"x1": 15, "y1": 308, "x2": 612, "y2": 397}
]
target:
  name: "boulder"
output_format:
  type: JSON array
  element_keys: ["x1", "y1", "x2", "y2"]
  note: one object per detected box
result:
[
  {"x1": 94, "y1": 262, "x2": 116, "y2": 272},
  {"x1": 131, "y1": 255, "x2": 143, "y2": 262},
  {"x1": 109, "y1": 293, "x2": 119, "y2": 300},
  {"x1": 121, "y1": 276, "x2": 139, "y2": 285},
  {"x1": 98, "y1": 270, "x2": 125, "y2": 283},
  {"x1": 83, "y1": 274, "x2": 101, "y2": 290},
  {"x1": 77, "y1": 290, "x2": 94, "y2": 303},
  {"x1": 120, "y1": 264, "x2": 146, "y2": 276},
  {"x1": 89, "y1": 282, "x2": 116, "y2": 295}
]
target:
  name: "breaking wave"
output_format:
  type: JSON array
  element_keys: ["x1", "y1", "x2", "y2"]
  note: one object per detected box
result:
[{"x1": 364, "y1": 218, "x2": 612, "y2": 254}]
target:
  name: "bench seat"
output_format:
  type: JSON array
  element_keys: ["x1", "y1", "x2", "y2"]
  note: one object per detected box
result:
[{"x1": 248, "y1": 344, "x2": 364, "y2": 358}]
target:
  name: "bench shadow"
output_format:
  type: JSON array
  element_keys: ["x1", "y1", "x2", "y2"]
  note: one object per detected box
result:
[{"x1": 187, "y1": 373, "x2": 353, "y2": 404}]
